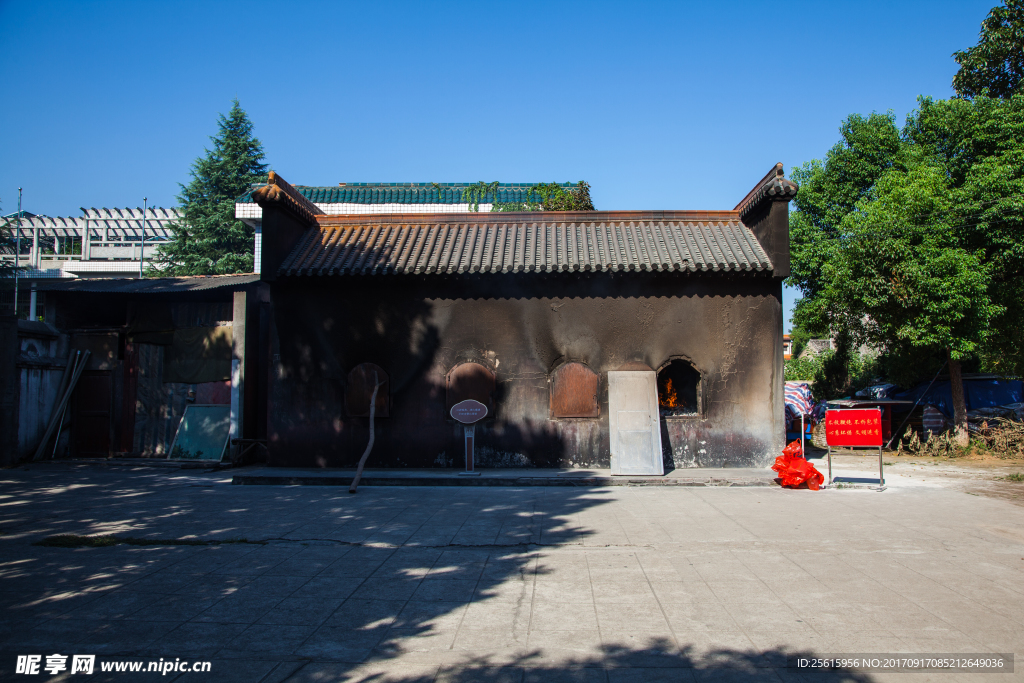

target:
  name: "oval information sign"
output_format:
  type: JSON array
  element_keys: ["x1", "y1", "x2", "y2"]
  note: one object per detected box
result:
[{"x1": 451, "y1": 399, "x2": 487, "y2": 424}]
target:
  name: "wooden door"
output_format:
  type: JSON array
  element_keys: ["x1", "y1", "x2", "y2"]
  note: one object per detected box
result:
[
  {"x1": 73, "y1": 371, "x2": 113, "y2": 458},
  {"x1": 608, "y1": 370, "x2": 663, "y2": 475},
  {"x1": 120, "y1": 341, "x2": 138, "y2": 453}
]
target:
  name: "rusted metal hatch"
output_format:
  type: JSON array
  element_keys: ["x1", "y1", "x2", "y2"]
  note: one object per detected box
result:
[
  {"x1": 446, "y1": 362, "x2": 495, "y2": 417},
  {"x1": 550, "y1": 362, "x2": 600, "y2": 418},
  {"x1": 345, "y1": 363, "x2": 389, "y2": 417}
]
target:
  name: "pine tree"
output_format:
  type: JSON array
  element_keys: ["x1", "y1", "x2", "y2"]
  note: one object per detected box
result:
[{"x1": 153, "y1": 100, "x2": 268, "y2": 275}]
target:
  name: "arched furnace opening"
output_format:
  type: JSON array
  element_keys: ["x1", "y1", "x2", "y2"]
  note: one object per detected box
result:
[
  {"x1": 658, "y1": 359, "x2": 700, "y2": 417},
  {"x1": 446, "y1": 362, "x2": 496, "y2": 417}
]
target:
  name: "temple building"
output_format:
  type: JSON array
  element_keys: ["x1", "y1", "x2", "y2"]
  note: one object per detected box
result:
[{"x1": 248, "y1": 166, "x2": 797, "y2": 470}]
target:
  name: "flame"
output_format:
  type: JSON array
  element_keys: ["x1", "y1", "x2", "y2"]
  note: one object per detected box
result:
[{"x1": 660, "y1": 378, "x2": 679, "y2": 408}]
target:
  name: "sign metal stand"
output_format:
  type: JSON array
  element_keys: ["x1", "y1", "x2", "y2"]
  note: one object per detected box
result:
[
  {"x1": 800, "y1": 412, "x2": 805, "y2": 457},
  {"x1": 451, "y1": 399, "x2": 488, "y2": 476}
]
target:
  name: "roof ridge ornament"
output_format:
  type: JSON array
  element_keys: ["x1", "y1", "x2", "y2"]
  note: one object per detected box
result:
[
  {"x1": 250, "y1": 171, "x2": 322, "y2": 225},
  {"x1": 734, "y1": 162, "x2": 799, "y2": 220}
]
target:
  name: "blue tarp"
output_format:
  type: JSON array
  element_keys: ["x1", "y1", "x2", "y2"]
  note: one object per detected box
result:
[{"x1": 893, "y1": 378, "x2": 1023, "y2": 419}]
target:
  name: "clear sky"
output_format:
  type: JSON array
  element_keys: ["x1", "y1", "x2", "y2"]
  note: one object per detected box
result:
[{"x1": 0, "y1": 0, "x2": 996, "y2": 329}]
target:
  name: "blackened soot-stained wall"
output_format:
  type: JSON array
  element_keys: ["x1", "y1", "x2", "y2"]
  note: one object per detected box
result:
[{"x1": 266, "y1": 271, "x2": 784, "y2": 469}]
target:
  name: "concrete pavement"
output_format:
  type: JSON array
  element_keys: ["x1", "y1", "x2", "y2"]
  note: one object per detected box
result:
[
  {"x1": 0, "y1": 461, "x2": 1021, "y2": 682},
  {"x1": 230, "y1": 466, "x2": 776, "y2": 487}
]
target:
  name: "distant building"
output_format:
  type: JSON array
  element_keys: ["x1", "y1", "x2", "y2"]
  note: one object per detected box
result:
[
  {"x1": 799, "y1": 338, "x2": 835, "y2": 358},
  {"x1": 1, "y1": 208, "x2": 180, "y2": 318},
  {"x1": 3, "y1": 208, "x2": 178, "y2": 279},
  {"x1": 783, "y1": 334, "x2": 792, "y2": 360}
]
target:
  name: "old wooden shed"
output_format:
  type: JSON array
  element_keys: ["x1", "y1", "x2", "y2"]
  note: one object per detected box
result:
[{"x1": 3, "y1": 275, "x2": 267, "y2": 464}]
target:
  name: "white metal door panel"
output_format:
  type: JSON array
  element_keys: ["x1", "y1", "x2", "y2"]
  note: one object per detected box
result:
[{"x1": 608, "y1": 371, "x2": 663, "y2": 475}]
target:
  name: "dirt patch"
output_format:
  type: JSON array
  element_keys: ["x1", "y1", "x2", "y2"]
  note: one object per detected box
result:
[
  {"x1": 881, "y1": 451, "x2": 1024, "y2": 468},
  {"x1": 962, "y1": 481, "x2": 1024, "y2": 507},
  {"x1": 810, "y1": 448, "x2": 1024, "y2": 507},
  {"x1": 808, "y1": 444, "x2": 1022, "y2": 467}
]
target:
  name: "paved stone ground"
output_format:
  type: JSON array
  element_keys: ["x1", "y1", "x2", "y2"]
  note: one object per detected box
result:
[
  {"x1": 0, "y1": 462, "x2": 1022, "y2": 682},
  {"x1": 230, "y1": 466, "x2": 775, "y2": 487}
]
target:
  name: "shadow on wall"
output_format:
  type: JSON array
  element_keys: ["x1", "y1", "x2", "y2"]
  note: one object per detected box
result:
[
  {"x1": 270, "y1": 284, "x2": 609, "y2": 468},
  {"x1": 268, "y1": 272, "x2": 781, "y2": 469},
  {"x1": 474, "y1": 418, "x2": 583, "y2": 468},
  {"x1": 269, "y1": 281, "x2": 443, "y2": 467}
]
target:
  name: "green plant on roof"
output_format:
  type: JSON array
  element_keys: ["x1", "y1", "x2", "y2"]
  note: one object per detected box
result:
[
  {"x1": 532, "y1": 181, "x2": 595, "y2": 211},
  {"x1": 430, "y1": 180, "x2": 596, "y2": 212},
  {"x1": 461, "y1": 181, "x2": 500, "y2": 212},
  {"x1": 490, "y1": 185, "x2": 542, "y2": 212}
]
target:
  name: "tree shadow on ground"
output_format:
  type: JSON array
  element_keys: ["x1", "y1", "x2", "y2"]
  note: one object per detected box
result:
[
  {"x1": 0, "y1": 465, "x2": 603, "y2": 677},
  {"x1": 0, "y1": 466, "x2": 872, "y2": 683},
  {"x1": 279, "y1": 642, "x2": 875, "y2": 682}
]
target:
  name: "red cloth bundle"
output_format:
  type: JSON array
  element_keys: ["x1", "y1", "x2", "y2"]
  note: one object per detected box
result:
[{"x1": 772, "y1": 440, "x2": 824, "y2": 490}]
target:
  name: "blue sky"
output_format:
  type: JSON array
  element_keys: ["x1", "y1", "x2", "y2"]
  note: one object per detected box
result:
[{"x1": 0, "y1": 0, "x2": 996, "y2": 329}]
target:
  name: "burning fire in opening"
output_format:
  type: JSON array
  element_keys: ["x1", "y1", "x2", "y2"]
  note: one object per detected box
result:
[{"x1": 660, "y1": 378, "x2": 679, "y2": 408}]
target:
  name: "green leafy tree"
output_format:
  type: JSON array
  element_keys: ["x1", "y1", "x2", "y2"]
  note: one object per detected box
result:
[
  {"x1": 789, "y1": 96, "x2": 1024, "y2": 445},
  {"x1": 153, "y1": 100, "x2": 268, "y2": 275},
  {"x1": 791, "y1": 6, "x2": 1024, "y2": 443},
  {"x1": 906, "y1": 96, "x2": 1024, "y2": 380},
  {"x1": 953, "y1": 0, "x2": 1024, "y2": 99},
  {"x1": 787, "y1": 112, "x2": 903, "y2": 393},
  {"x1": 783, "y1": 355, "x2": 821, "y2": 382},
  {"x1": 788, "y1": 112, "x2": 903, "y2": 311},
  {"x1": 825, "y1": 154, "x2": 999, "y2": 395}
]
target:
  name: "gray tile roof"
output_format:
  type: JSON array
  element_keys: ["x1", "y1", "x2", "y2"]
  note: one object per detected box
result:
[{"x1": 278, "y1": 213, "x2": 772, "y2": 276}]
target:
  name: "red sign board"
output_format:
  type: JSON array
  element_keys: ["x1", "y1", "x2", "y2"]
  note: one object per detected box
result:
[
  {"x1": 451, "y1": 399, "x2": 488, "y2": 424},
  {"x1": 825, "y1": 409, "x2": 882, "y2": 447}
]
